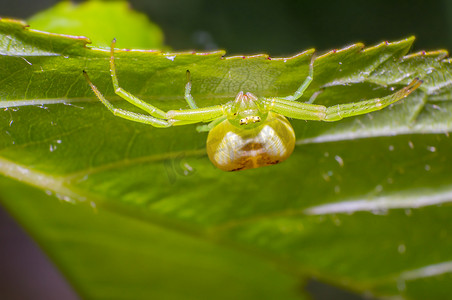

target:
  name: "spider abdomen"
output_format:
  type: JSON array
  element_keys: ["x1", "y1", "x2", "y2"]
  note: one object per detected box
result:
[{"x1": 206, "y1": 112, "x2": 296, "y2": 171}]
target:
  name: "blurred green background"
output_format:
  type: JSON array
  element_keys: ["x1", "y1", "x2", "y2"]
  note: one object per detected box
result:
[
  {"x1": 1, "y1": 0, "x2": 451, "y2": 55},
  {"x1": 0, "y1": 0, "x2": 449, "y2": 299}
]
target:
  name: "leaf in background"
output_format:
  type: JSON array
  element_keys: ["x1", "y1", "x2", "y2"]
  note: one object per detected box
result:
[
  {"x1": 27, "y1": 1, "x2": 164, "y2": 49},
  {"x1": 1, "y1": 9, "x2": 452, "y2": 300}
]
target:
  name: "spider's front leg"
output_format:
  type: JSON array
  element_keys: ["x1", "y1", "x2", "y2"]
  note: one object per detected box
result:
[
  {"x1": 108, "y1": 38, "x2": 172, "y2": 120},
  {"x1": 83, "y1": 70, "x2": 170, "y2": 127},
  {"x1": 84, "y1": 69, "x2": 225, "y2": 127},
  {"x1": 84, "y1": 39, "x2": 227, "y2": 127},
  {"x1": 323, "y1": 78, "x2": 422, "y2": 121},
  {"x1": 265, "y1": 78, "x2": 422, "y2": 121}
]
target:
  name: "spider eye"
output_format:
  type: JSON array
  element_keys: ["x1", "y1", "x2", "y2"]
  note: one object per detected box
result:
[{"x1": 239, "y1": 116, "x2": 261, "y2": 125}]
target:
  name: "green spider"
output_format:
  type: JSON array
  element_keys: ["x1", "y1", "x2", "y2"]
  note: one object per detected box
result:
[{"x1": 83, "y1": 39, "x2": 422, "y2": 172}]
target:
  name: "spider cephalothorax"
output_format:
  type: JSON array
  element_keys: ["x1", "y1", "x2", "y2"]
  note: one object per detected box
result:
[
  {"x1": 83, "y1": 39, "x2": 422, "y2": 171},
  {"x1": 227, "y1": 91, "x2": 268, "y2": 128}
]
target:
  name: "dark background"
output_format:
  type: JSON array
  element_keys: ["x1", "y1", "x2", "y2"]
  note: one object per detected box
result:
[
  {"x1": 1, "y1": 0, "x2": 451, "y2": 55},
  {"x1": 0, "y1": 0, "x2": 449, "y2": 299}
]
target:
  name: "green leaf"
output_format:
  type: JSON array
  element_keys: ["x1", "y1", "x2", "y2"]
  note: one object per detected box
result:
[
  {"x1": 1, "y1": 16, "x2": 452, "y2": 300},
  {"x1": 27, "y1": 1, "x2": 164, "y2": 49},
  {"x1": 0, "y1": 177, "x2": 302, "y2": 300}
]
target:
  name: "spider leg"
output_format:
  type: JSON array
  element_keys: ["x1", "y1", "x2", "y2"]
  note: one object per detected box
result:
[
  {"x1": 185, "y1": 70, "x2": 198, "y2": 109},
  {"x1": 265, "y1": 78, "x2": 422, "y2": 121},
  {"x1": 307, "y1": 88, "x2": 324, "y2": 104},
  {"x1": 85, "y1": 68, "x2": 226, "y2": 126},
  {"x1": 85, "y1": 38, "x2": 229, "y2": 128},
  {"x1": 263, "y1": 97, "x2": 327, "y2": 120},
  {"x1": 109, "y1": 38, "x2": 224, "y2": 122},
  {"x1": 83, "y1": 71, "x2": 170, "y2": 127},
  {"x1": 109, "y1": 38, "x2": 167, "y2": 119},
  {"x1": 167, "y1": 105, "x2": 225, "y2": 122},
  {"x1": 324, "y1": 78, "x2": 422, "y2": 121},
  {"x1": 279, "y1": 54, "x2": 315, "y2": 101}
]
